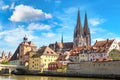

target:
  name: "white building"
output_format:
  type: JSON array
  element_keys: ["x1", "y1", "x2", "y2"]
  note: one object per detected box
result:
[
  {"x1": 89, "y1": 39, "x2": 119, "y2": 61},
  {"x1": 69, "y1": 46, "x2": 89, "y2": 62}
]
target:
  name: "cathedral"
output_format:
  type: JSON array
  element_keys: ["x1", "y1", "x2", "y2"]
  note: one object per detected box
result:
[
  {"x1": 73, "y1": 9, "x2": 91, "y2": 47},
  {"x1": 49, "y1": 9, "x2": 91, "y2": 52}
]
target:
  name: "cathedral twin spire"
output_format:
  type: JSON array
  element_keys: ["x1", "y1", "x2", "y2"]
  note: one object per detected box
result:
[{"x1": 73, "y1": 9, "x2": 91, "y2": 47}]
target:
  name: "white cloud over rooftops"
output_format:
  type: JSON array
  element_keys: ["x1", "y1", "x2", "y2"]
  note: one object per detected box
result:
[
  {"x1": 28, "y1": 23, "x2": 51, "y2": 31},
  {"x1": 0, "y1": 26, "x2": 34, "y2": 43},
  {"x1": 9, "y1": 4, "x2": 52, "y2": 22},
  {"x1": 42, "y1": 32, "x2": 55, "y2": 38}
]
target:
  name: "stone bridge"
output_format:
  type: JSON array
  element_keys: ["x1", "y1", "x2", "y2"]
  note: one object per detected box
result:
[{"x1": 0, "y1": 64, "x2": 26, "y2": 75}]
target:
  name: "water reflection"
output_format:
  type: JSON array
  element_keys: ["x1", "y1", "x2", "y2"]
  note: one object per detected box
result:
[{"x1": 0, "y1": 75, "x2": 114, "y2": 80}]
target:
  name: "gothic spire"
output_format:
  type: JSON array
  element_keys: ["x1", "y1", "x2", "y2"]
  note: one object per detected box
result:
[
  {"x1": 8, "y1": 51, "x2": 12, "y2": 58},
  {"x1": 74, "y1": 8, "x2": 83, "y2": 38},
  {"x1": 61, "y1": 34, "x2": 63, "y2": 44},
  {"x1": 83, "y1": 12, "x2": 91, "y2": 46},
  {"x1": 83, "y1": 12, "x2": 90, "y2": 36},
  {"x1": 2, "y1": 51, "x2": 5, "y2": 58}
]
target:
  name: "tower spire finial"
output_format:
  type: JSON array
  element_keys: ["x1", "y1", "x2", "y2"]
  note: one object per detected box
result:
[
  {"x1": 23, "y1": 35, "x2": 28, "y2": 42},
  {"x1": 61, "y1": 34, "x2": 63, "y2": 43}
]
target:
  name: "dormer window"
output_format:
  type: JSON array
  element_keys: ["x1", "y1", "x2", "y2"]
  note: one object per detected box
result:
[
  {"x1": 47, "y1": 51, "x2": 49, "y2": 53},
  {"x1": 82, "y1": 49, "x2": 84, "y2": 54},
  {"x1": 92, "y1": 49, "x2": 94, "y2": 53}
]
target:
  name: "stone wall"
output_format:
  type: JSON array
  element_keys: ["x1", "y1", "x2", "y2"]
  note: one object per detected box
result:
[{"x1": 67, "y1": 61, "x2": 120, "y2": 75}]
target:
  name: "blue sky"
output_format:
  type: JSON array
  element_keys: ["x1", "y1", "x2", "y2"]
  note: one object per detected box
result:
[{"x1": 0, "y1": 0, "x2": 120, "y2": 54}]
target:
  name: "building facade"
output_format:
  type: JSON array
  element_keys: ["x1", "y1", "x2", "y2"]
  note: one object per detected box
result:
[
  {"x1": 29, "y1": 46, "x2": 59, "y2": 72},
  {"x1": 69, "y1": 46, "x2": 89, "y2": 62},
  {"x1": 9, "y1": 36, "x2": 37, "y2": 66}
]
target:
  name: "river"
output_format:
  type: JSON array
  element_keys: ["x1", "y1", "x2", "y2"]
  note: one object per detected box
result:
[{"x1": 0, "y1": 75, "x2": 114, "y2": 80}]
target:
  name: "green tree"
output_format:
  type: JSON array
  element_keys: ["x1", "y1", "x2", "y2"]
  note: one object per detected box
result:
[{"x1": 109, "y1": 49, "x2": 120, "y2": 60}]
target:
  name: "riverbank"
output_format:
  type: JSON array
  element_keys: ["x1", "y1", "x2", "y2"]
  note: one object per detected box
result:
[
  {"x1": 13, "y1": 71, "x2": 120, "y2": 79},
  {"x1": 0, "y1": 75, "x2": 113, "y2": 80}
]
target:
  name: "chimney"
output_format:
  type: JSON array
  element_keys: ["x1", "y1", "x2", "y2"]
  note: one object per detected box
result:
[
  {"x1": 96, "y1": 40, "x2": 97, "y2": 42},
  {"x1": 107, "y1": 39, "x2": 109, "y2": 43}
]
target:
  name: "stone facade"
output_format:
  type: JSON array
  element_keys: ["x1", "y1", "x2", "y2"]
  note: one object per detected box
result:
[
  {"x1": 9, "y1": 36, "x2": 37, "y2": 66},
  {"x1": 73, "y1": 9, "x2": 91, "y2": 47},
  {"x1": 67, "y1": 61, "x2": 120, "y2": 75}
]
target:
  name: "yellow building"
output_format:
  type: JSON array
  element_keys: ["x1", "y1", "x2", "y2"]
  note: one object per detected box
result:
[{"x1": 29, "y1": 46, "x2": 59, "y2": 72}]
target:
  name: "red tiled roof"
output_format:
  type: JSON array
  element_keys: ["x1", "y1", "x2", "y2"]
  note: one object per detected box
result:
[
  {"x1": 70, "y1": 46, "x2": 92, "y2": 56},
  {"x1": 63, "y1": 42, "x2": 73, "y2": 49},
  {"x1": 32, "y1": 46, "x2": 58, "y2": 58},
  {"x1": 93, "y1": 39, "x2": 114, "y2": 48},
  {"x1": 49, "y1": 42, "x2": 73, "y2": 50},
  {"x1": 56, "y1": 55, "x2": 67, "y2": 61}
]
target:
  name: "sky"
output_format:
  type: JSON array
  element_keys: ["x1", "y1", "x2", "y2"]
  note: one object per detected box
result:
[{"x1": 0, "y1": 0, "x2": 120, "y2": 54}]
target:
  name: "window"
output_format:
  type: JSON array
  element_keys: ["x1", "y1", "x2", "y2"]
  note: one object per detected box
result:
[
  {"x1": 103, "y1": 64, "x2": 105, "y2": 66},
  {"x1": 82, "y1": 50, "x2": 84, "y2": 53},
  {"x1": 44, "y1": 59, "x2": 46, "y2": 62}
]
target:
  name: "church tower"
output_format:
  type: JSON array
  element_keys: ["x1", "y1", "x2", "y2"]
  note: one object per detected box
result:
[
  {"x1": 83, "y1": 12, "x2": 91, "y2": 46},
  {"x1": 73, "y1": 9, "x2": 91, "y2": 47},
  {"x1": 73, "y1": 9, "x2": 86, "y2": 47}
]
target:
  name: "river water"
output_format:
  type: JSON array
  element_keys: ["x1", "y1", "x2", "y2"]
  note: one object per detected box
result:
[{"x1": 0, "y1": 75, "x2": 114, "y2": 80}]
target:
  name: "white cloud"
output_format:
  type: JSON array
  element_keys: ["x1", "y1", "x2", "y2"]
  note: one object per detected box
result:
[
  {"x1": 10, "y1": 2, "x2": 15, "y2": 9},
  {"x1": 42, "y1": 32, "x2": 55, "y2": 38},
  {"x1": 28, "y1": 23, "x2": 51, "y2": 31},
  {"x1": 9, "y1": 4, "x2": 52, "y2": 22},
  {"x1": 0, "y1": 26, "x2": 38, "y2": 43},
  {"x1": 2, "y1": 5, "x2": 9, "y2": 10},
  {"x1": 0, "y1": 25, "x2": 41, "y2": 53},
  {"x1": 90, "y1": 27, "x2": 106, "y2": 34},
  {"x1": 89, "y1": 18, "x2": 106, "y2": 26}
]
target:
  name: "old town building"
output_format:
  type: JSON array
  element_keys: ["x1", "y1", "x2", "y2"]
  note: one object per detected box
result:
[
  {"x1": 9, "y1": 36, "x2": 37, "y2": 66},
  {"x1": 69, "y1": 39, "x2": 118, "y2": 62},
  {"x1": 69, "y1": 46, "x2": 90, "y2": 62},
  {"x1": 0, "y1": 51, "x2": 12, "y2": 62},
  {"x1": 29, "y1": 46, "x2": 59, "y2": 72},
  {"x1": 93, "y1": 39, "x2": 119, "y2": 53},
  {"x1": 89, "y1": 39, "x2": 119, "y2": 61}
]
